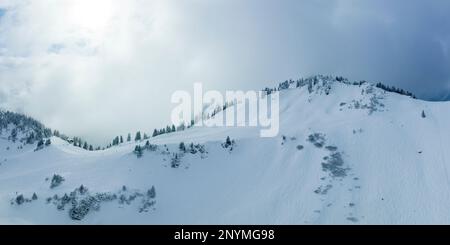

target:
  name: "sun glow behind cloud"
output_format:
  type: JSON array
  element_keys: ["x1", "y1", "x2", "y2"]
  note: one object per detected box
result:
[{"x1": 67, "y1": 0, "x2": 114, "y2": 31}]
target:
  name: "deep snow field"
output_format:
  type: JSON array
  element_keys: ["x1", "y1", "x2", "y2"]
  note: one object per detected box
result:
[{"x1": 1, "y1": 78, "x2": 450, "y2": 224}]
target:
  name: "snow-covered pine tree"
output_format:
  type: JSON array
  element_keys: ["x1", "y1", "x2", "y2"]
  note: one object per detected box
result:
[
  {"x1": 36, "y1": 139, "x2": 44, "y2": 151},
  {"x1": 224, "y1": 136, "x2": 232, "y2": 148},
  {"x1": 135, "y1": 131, "x2": 142, "y2": 141},
  {"x1": 179, "y1": 142, "x2": 186, "y2": 152},
  {"x1": 134, "y1": 145, "x2": 143, "y2": 158},
  {"x1": 148, "y1": 186, "x2": 156, "y2": 199}
]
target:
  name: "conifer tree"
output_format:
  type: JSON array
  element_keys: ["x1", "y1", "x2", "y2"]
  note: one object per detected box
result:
[
  {"x1": 179, "y1": 142, "x2": 186, "y2": 152},
  {"x1": 135, "y1": 131, "x2": 142, "y2": 141}
]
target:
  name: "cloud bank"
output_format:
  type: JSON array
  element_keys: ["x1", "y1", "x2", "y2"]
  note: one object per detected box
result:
[{"x1": 0, "y1": 0, "x2": 449, "y2": 144}]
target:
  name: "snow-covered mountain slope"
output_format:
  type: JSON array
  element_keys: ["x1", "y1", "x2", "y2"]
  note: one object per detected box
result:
[{"x1": 1, "y1": 78, "x2": 450, "y2": 224}]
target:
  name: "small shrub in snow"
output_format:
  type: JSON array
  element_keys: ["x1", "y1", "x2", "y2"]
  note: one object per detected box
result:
[
  {"x1": 296, "y1": 145, "x2": 304, "y2": 150},
  {"x1": 189, "y1": 143, "x2": 197, "y2": 154},
  {"x1": 179, "y1": 142, "x2": 186, "y2": 153},
  {"x1": 188, "y1": 143, "x2": 207, "y2": 156},
  {"x1": 222, "y1": 136, "x2": 235, "y2": 151},
  {"x1": 78, "y1": 185, "x2": 88, "y2": 194},
  {"x1": 321, "y1": 152, "x2": 349, "y2": 178},
  {"x1": 35, "y1": 139, "x2": 45, "y2": 151},
  {"x1": 50, "y1": 174, "x2": 65, "y2": 189},
  {"x1": 143, "y1": 141, "x2": 158, "y2": 151},
  {"x1": 45, "y1": 139, "x2": 51, "y2": 146},
  {"x1": 147, "y1": 186, "x2": 156, "y2": 199},
  {"x1": 325, "y1": 146, "x2": 338, "y2": 152},
  {"x1": 134, "y1": 145, "x2": 143, "y2": 158},
  {"x1": 12, "y1": 193, "x2": 37, "y2": 205},
  {"x1": 171, "y1": 154, "x2": 181, "y2": 168},
  {"x1": 421, "y1": 110, "x2": 426, "y2": 118},
  {"x1": 314, "y1": 184, "x2": 333, "y2": 195},
  {"x1": 352, "y1": 129, "x2": 364, "y2": 134},
  {"x1": 307, "y1": 133, "x2": 326, "y2": 148},
  {"x1": 50, "y1": 185, "x2": 116, "y2": 220},
  {"x1": 15, "y1": 194, "x2": 25, "y2": 205},
  {"x1": 95, "y1": 192, "x2": 117, "y2": 202},
  {"x1": 195, "y1": 144, "x2": 207, "y2": 154},
  {"x1": 139, "y1": 186, "x2": 157, "y2": 213},
  {"x1": 45, "y1": 185, "x2": 157, "y2": 220},
  {"x1": 69, "y1": 196, "x2": 100, "y2": 220}
]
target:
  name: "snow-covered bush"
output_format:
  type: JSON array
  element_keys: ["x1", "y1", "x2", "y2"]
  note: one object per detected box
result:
[
  {"x1": 134, "y1": 145, "x2": 143, "y2": 158},
  {"x1": 145, "y1": 143, "x2": 158, "y2": 152},
  {"x1": 139, "y1": 186, "x2": 157, "y2": 213},
  {"x1": 48, "y1": 185, "x2": 118, "y2": 220},
  {"x1": 171, "y1": 153, "x2": 181, "y2": 168},
  {"x1": 325, "y1": 146, "x2": 338, "y2": 152},
  {"x1": 322, "y1": 152, "x2": 349, "y2": 178},
  {"x1": 35, "y1": 138, "x2": 52, "y2": 151},
  {"x1": 307, "y1": 133, "x2": 326, "y2": 148},
  {"x1": 15, "y1": 194, "x2": 25, "y2": 205},
  {"x1": 50, "y1": 174, "x2": 65, "y2": 189},
  {"x1": 69, "y1": 195, "x2": 100, "y2": 220},
  {"x1": 35, "y1": 139, "x2": 45, "y2": 151},
  {"x1": 11, "y1": 193, "x2": 37, "y2": 205},
  {"x1": 189, "y1": 143, "x2": 197, "y2": 154},
  {"x1": 187, "y1": 143, "x2": 207, "y2": 157},
  {"x1": 222, "y1": 136, "x2": 235, "y2": 151},
  {"x1": 147, "y1": 186, "x2": 156, "y2": 199},
  {"x1": 179, "y1": 142, "x2": 186, "y2": 153}
]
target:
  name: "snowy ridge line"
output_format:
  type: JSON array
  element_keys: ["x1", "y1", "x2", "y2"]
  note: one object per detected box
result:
[{"x1": 2, "y1": 75, "x2": 450, "y2": 224}]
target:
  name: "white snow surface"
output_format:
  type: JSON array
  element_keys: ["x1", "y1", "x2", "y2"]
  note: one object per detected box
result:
[{"x1": 1, "y1": 81, "x2": 450, "y2": 224}]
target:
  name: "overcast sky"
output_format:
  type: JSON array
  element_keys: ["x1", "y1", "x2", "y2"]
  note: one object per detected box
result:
[{"x1": 1, "y1": 0, "x2": 450, "y2": 145}]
